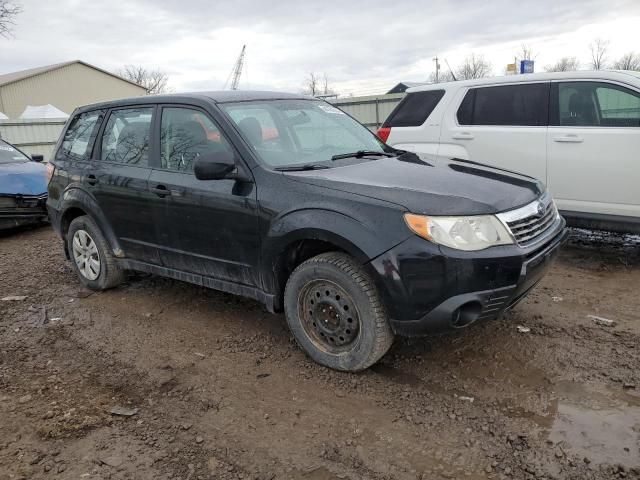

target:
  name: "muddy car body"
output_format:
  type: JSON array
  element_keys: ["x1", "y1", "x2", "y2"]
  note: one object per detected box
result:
[
  {"x1": 47, "y1": 91, "x2": 567, "y2": 371},
  {"x1": 0, "y1": 139, "x2": 48, "y2": 230}
]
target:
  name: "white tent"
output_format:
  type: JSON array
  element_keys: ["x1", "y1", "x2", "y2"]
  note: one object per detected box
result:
[
  {"x1": 0, "y1": 112, "x2": 8, "y2": 120},
  {"x1": 19, "y1": 104, "x2": 69, "y2": 119}
]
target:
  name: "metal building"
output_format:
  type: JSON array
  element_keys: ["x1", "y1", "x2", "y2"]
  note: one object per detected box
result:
[
  {"x1": 0, "y1": 60, "x2": 147, "y2": 119},
  {"x1": 330, "y1": 93, "x2": 405, "y2": 131},
  {"x1": 0, "y1": 60, "x2": 147, "y2": 160}
]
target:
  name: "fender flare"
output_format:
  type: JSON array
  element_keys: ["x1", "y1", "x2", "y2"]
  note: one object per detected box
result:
[
  {"x1": 59, "y1": 186, "x2": 124, "y2": 257},
  {"x1": 260, "y1": 208, "x2": 398, "y2": 296}
]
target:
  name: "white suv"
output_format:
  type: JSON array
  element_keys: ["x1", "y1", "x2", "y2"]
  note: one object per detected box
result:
[{"x1": 378, "y1": 70, "x2": 640, "y2": 234}]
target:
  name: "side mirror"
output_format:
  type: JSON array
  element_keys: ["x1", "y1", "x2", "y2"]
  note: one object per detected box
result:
[
  {"x1": 194, "y1": 150, "x2": 236, "y2": 180},
  {"x1": 31, "y1": 154, "x2": 44, "y2": 162}
]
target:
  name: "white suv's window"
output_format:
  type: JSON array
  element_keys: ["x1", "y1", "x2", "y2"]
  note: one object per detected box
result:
[
  {"x1": 383, "y1": 90, "x2": 445, "y2": 127},
  {"x1": 457, "y1": 83, "x2": 549, "y2": 126},
  {"x1": 556, "y1": 82, "x2": 640, "y2": 127}
]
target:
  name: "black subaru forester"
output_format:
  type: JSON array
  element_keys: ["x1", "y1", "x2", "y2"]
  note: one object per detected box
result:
[{"x1": 47, "y1": 91, "x2": 567, "y2": 371}]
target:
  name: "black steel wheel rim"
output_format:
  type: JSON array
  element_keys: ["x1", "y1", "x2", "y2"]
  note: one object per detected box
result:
[{"x1": 298, "y1": 279, "x2": 360, "y2": 353}]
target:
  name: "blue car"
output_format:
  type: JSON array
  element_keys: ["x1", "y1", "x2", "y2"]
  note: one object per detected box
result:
[{"x1": 0, "y1": 139, "x2": 48, "y2": 230}]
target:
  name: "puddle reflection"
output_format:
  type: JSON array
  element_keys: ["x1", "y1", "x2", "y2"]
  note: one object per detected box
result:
[{"x1": 549, "y1": 381, "x2": 640, "y2": 468}]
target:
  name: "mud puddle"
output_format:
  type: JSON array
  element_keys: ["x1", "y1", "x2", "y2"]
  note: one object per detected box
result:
[
  {"x1": 548, "y1": 381, "x2": 640, "y2": 467},
  {"x1": 551, "y1": 403, "x2": 640, "y2": 467}
]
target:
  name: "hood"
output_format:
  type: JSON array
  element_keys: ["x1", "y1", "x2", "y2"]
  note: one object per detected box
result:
[
  {"x1": 0, "y1": 161, "x2": 48, "y2": 196},
  {"x1": 283, "y1": 153, "x2": 544, "y2": 215}
]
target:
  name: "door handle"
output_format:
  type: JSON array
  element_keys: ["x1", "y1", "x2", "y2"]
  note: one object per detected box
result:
[
  {"x1": 86, "y1": 174, "x2": 98, "y2": 186},
  {"x1": 553, "y1": 134, "x2": 583, "y2": 143},
  {"x1": 149, "y1": 185, "x2": 171, "y2": 197},
  {"x1": 452, "y1": 132, "x2": 474, "y2": 140}
]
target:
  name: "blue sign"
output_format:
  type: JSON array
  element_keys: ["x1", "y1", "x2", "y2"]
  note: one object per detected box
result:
[{"x1": 520, "y1": 60, "x2": 534, "y2": 74}]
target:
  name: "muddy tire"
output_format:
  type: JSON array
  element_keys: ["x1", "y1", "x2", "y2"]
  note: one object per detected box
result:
[
  {"x1": 284, "y1": 252, "x2": 394, "y2": 372},
  {"x1": 66, "y1": 215, "x2": 125, "y2": 291}
]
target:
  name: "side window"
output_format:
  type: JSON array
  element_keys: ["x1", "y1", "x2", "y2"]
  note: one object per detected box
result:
[
  {"x1": 59, "y1": 111, "x2": 103, "y2": 160},
  {"x1": 457, "y1": 91, "x2": 474, "y2": 125},
  {"x1": 101, "y1": 108, "x2": 153, "y2": 165},
  {"x1": 457, "y1": 83, "x2": 549, "y2": 126},
  {"x1": 383, "y1": 90, "x2": 445, "y2": 127},
  {"x1": 556, "y1": 82, "x2": 640, "y2": 127},
  {"x1": 160, "y1": 107, "x2": 234, "y2": 172}
]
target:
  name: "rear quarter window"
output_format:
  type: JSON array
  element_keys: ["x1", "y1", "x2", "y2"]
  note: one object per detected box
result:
[
  {"x1": 457, "y1": 83, "x2": 549, "y2": 126},
  {"x1": 383, "y1": 90, "x2": 445, "y2": 127},
  {"x1": 58, "y1": 110, "x2": 104, "y2": 160}
]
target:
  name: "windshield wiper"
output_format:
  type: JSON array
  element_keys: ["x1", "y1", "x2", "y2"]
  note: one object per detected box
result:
[
  {"x1": 330, "y1": 150, "x2": 396, "y2": 161},
  {"x1": 274, "y1": 163, "x2": 331, "y2": 172}
]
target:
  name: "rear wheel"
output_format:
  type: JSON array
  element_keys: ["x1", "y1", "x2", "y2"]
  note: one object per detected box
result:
[
  {"x1": 284, "y1": 252, "x2": 394, "y2": 371},
  {"x1": 67, "y1": 215, "x2": 125, "y2": 290}
]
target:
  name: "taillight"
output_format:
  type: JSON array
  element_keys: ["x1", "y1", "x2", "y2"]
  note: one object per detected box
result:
[
  {"x1": 377, "y1": 127, "x2": 391, "y2": 143},
  {"x1": 45, "y1": 162, "x2": 55, "y2": 184}
]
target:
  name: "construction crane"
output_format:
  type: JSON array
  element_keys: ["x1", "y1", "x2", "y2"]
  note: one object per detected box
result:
[{"x1": 226, "y1": 45, "x2": 246, "y2": 90}]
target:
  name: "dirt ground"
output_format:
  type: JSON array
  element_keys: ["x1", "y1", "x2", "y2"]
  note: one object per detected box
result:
[{"x1": 0, "y1": 226, "x2": 639, "y2": 480}]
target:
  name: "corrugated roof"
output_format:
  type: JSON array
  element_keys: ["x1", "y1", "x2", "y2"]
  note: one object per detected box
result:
[
  {"x1": 386, "y1": 81, "x2": 429, "y2": 94},
  {"x1": 0, "y1": 60, "x2": 146, "y2": 90}
]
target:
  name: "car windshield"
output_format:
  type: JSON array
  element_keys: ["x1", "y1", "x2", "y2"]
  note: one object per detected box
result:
[
  {"x1": 220, "y1": 99, "x2": 388, "y2": 168},
  {"x1": 0, "y1": 141, "x2": 30, "y2": 164}
]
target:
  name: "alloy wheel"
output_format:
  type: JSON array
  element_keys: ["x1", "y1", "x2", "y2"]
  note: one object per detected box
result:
[{"x1": 72, "y1": 229, "x2": 101, "y2": 281}]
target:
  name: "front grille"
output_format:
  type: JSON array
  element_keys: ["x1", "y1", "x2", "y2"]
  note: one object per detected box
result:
[
  {"x1": 0, "y1": 194, "x2": 47, "y2": 215},
  {"x1": 507, "y1": 204, "x2": 557, "y2": 245},
  {"x1": 497, "y1": 195, "x2": 559, "y2": 247},
  {"x1": 0, "y1": 197, "x2": 17, "y2": 208}
]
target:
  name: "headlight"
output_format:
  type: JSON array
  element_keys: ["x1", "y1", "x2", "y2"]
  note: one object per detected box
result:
[{"x1": 404, "y1": 213, "x2": 514, "y2": 251}]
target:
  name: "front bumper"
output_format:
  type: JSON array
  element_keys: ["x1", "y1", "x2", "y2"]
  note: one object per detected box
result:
[
  {"x1": 0, "y1": 194, "x2": 48, "y2": 230},
  {"x1": 368, "y1": 219, "x2": 568, "y2": 336}
]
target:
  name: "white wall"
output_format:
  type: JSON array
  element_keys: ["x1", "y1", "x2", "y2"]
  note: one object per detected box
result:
[{"x1": 0, "y1": 119, "x2": 65, "y2": 161}]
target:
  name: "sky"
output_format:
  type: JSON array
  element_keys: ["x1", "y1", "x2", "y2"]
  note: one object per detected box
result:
[{"x1": 1, "y1": 0, "x2": 640, "y2": 96}]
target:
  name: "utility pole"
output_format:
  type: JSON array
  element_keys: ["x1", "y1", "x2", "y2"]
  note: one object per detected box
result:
[
  {"x1": 433, "y1": 56, "x2": 440, "y2": 83},
  {"x1": 230, "y1": 45, "x2": 246, "y2": 90}
]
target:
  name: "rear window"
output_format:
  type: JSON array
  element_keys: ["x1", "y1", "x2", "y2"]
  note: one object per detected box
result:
[
  {"x1": 58, "y1": 110, "x2": 103, "y2": 160},
  {"x1": 457, "y1": 83, "x2": 549, "y2": 126},
  {"x1": 383, "y1": 90, "x2": 445, "y2": 127}
]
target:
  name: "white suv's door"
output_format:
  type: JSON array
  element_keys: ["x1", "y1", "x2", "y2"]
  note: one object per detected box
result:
[
  {"x1": 438, "y1": 82, "x2": 550, "y2": 183},
  {"x1": 547, "y1": 80, "x2": 640, "y2": 219}
]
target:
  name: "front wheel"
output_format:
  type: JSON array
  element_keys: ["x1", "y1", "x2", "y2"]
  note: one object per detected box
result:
[{"x1": 284, "y1": 252, "x2": 394, "y2": 372}]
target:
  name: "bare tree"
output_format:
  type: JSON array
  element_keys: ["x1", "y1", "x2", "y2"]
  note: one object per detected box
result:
[
  {"x1": 303, "y1": 72, "x2": 335, "y2": 96},
  {"x1": 321, "y1": 73, "x2": 336, "y2": 96},
  {"x1": 456, "y1": 54, "x2": 492, "y2": 80},
  {"x1": 118, "y1": 65, "x2": 170, "y2": 94},
  {"x1": 589, "y1": 38, "x2": 609, "y2": 70},
  {"x1": 612, "y1": 52, "x2": 640, "y2": 71},
  {"x1": 519, "y1": 44, "x2": 536, "y2": 61},
  {"x1": 0, "y1": 1, "x2": 21, "y2": 38},
  {"x1": 429, "y1": 70, "x2": 455, "y2": 83},
  {"x1": 303, "y1": 72, "x2": 320, "y2": 96},
  {"x1": 545, "y1": 57, "x2": 580, "y2": 72}
]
